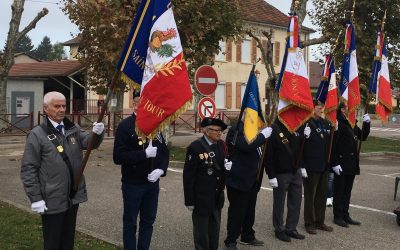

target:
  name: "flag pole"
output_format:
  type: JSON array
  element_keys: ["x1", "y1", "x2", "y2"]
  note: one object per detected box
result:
[
  {"x1": 357, "y1": 9, "x2": 386, "y2": 158},
  {"x1": 73, "y1": 70, "x2": 121, "y2": 193}
]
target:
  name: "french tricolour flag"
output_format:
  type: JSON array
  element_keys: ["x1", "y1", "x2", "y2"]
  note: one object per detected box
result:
[
  {"x1": 316, "y1": 54, "x2": 337, "y2": 125},
  {"x1": 339, "y1": 21, "x2": 360, "y2": 127},
  {"x1": 117, "y1": 0, "x2": 192, "y2": 137},
  {"x1": 369, "y1": 31, "x2": 392, "y2": 122},
  {"x1": 276, "y1": 14, "x2": 313, "y2": 133}
]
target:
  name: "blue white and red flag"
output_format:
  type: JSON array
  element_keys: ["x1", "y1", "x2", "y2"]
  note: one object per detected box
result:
[
  {"x1": 316, "y1": 54, "x2": 337, "y2": 124},
  {"x1": 369, "y1": 31, "x2": 392, "y2": 122},
  {"x1": 276, "y1": 14, "x2": 313, "y2": 133},
  {"x1": 117, "y1": 0, "x2": 192, "y2": 137},
  {"x1": 339, "y1": 21, "x2": 360, "y2": 127}
]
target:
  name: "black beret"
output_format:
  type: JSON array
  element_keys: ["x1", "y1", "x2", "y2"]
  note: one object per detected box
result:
[{"x1": 200, "y1": 118, "x2": 227, "y2": 131}]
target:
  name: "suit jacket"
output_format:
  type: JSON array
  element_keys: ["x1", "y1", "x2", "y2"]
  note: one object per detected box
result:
[
  {"x1": 330, "y1": 113, "x2": 370, "y2": 175},
  {"x1": 302, "y1": 117, "x2": 332, "y2": 173},
  {"x1": 225, "y1": 122, "x2": 266, "y2": 192},
  {"x1": 113, "y1": 113, "x2": 169, "y2": 184},
  {"x1": 264, "y1": 119, "x2": 304, "y2": 179},
  {"x1": 183, "y1": 136, "x2": 227, "y2": 215}
]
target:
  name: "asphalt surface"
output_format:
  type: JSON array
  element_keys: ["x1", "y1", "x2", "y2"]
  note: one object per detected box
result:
[{"x1": 1, "y1": 124, "x2": 400, "y2": 249}]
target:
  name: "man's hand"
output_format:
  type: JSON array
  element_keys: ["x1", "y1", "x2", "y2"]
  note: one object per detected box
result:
[
  {"x1": 269, "y1": 178, "x2": 278, "y2": 188},
  {"x1": 363, "y1": 114, "x2": 371, "y2": 123},
  {"x1": 145, "y1": 141, "x2": 157, "y2": 158},
  {"x1": 224, "y1": 159, "x2": 232, "y2": 171},
  {"x1": 31, "y1": 200, "x2": 48, "y2": 214},
  {"x1": 301, "y1": 168, "x2": 308, "y2": 178},
  {"x1": 304, "y1": 124, "x2": 311, "y2": 139},
  {"x1": 147, "y1": 169, "x2": 164, "y2": 182},
  {"x1": 332, "y1": 165, "x2": 342, "y2": 175},
  {"x1": 186, "y1": 206, "x2": 194, "y2": 211},
  {"x1": 92, "y1": 122, "x2": 105, "y2": 135},
  {"x1": 335, "y1": 120, "x2": 339, "y2": 131},
  {"x1": 261, "y1": 127, "x2": 273, "y2": 139}
]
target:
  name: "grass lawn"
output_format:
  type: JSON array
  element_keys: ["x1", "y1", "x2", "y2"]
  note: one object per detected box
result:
[
  {"x1": 168, "y1": 145, "x2": 187, "y2": 162},
  {"x1": 0, "y1": 201, "x2": 121, "y2": 249},
  {"x1": 361, "y1": 136, "x2": 400, "y2": 153}
]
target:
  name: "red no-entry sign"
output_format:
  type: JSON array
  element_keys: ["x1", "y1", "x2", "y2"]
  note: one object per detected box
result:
[
  {"x1": 194, "y1": 65, "x2": 218, "y2": 96},
  {"x1": 198, "y1": 97, "x2": 216, "y2": 119}
]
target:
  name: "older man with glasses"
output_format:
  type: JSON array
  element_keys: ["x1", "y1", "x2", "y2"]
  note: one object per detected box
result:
[{"x1": 183, "y1": 117, "x2": 231, "y2": 250}]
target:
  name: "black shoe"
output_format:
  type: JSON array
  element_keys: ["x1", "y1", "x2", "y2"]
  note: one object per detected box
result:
[
  {"x1": 275, "y1": 230, "x2": 291, "y2": 242},
  {"x1": 344, "y1": 217, "x2": 361, "y2": 225},
  {"x1": 239, "y1": 238, "x2": 264, "y2": 246},
  {"x1": 225, "y1": 243, "x2": 238, "y2": 250},
  {"x1": 285, "y1": 230, "x2": 305, "y2": 240},
  {"x1": 333, "y1": 218, "x2": 349, "y2": 227}
]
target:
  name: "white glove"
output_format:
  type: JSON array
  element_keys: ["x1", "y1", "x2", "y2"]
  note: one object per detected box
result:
[
  {"x1": 92, "y1": 122, "x2": 105, "y2": 135},
  {"x1": 31, "y1": 200, "x2": 48, "y2": 214},
  {"x1": 363, "y1": 114, "x2": 371, "y2": 123},
  {"x1": 304, "y1": 124, "x2": 311, "y2": 138},
  {"x1": 269, "y1": 178, "x2": 278, "y2": 188},
  {"x1": 224, "y1": 159, "x2": 232, "y2": 171},
  {"x1": 186, "y1": 206, "x2": 194, "y2": 211},
  {"x1": 145, "y1": 141, "x2": 157, "y2": 158},
  {"x1": 301, "y1": 168, "x2": 308, "y2": 178},
  {"x1": 261, "y1": 127, "x2": 273, "y2": 139},
  {"x1": 147, "y1": 169, "x2": 164, "y2": 182},
  {"x1": 332, "y1": 165, "x2": 342, "y2": 175},
  {"x1": 335, "y1": 120, "x2": 339, "y2": 131}
]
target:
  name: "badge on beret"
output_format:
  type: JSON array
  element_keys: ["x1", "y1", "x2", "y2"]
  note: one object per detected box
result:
[
  {"x1": 279, "y1": 133, "x2": 284, "y2": 138},
  {"x1": 57, "y1": 145, "x2": 64, "y2": 153}
]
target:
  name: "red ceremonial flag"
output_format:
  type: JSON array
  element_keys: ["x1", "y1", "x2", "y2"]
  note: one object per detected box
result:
[
  {"x1": 276, "y1": 14, "x2": 313, "y2": 132},
  {"x1": 119, "y1": 0, "x2": 192, "y2": 138}
]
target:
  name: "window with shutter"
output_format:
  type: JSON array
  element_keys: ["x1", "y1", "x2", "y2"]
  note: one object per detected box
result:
[
  {"x1": 261, "y1": 40, "x2": 267, "y2": 64},
  {"x1": 236, "y1": 39, "x2": 242, "y2": 62},
  {"x1": 236, "y1": 82, "x2": 242, "y2": 109},
  {"x1": 226, "y1": 40, "x2": 232, "y2": 62},
  {"x1": 251, "y1": 38, "x2": 257, "y2": 62},
  {"x1": 226, "y1": 82, "x2": 232, "y2": 109}
]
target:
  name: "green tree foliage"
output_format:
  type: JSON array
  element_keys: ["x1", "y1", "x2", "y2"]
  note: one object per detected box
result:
[
  {"x1": 310, "y1": 0, "x2": 400, "y2": 99},
  {"x1": 32, "y1": 36, "x2": 52, "y2": 60},
  {"x1": 48, "y1": 43, "x2": 66, "y2": 61},
  {"x1": 62, "y1": 0, "x2": 243, "y2": 94},
  {"x1": 14, "y1": 34, "x2": 34, "y2": 54}
]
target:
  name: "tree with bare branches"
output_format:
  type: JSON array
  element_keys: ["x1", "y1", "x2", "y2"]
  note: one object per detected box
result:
[{"x1": 0, "y1": 0, "x2": 48, "y2": 117}]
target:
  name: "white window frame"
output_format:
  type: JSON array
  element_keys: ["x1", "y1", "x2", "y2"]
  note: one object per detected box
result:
[
  {"x1": 215, "y1": 83, "x2": 225, "y2": 109},
  {"x1": 215, "y1": 40, "x2": 226, "y2": 61},
  {"x1": 241, "y1": 39, "x2": 251, "y2": 63}
]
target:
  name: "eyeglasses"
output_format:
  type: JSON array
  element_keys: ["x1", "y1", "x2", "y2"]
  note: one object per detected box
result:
[{"x1": 208, "y1": 128, "x2": 222, "y2": 133}]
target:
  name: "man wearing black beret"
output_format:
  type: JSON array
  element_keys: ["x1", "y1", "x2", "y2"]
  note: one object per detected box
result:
[{"x1": 183, "y1": 117, "x2": 231, "y2": 250}]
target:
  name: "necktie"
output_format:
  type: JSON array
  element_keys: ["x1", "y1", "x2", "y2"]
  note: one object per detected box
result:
[{"x1": 56, "y1": 124, "x2": 63, "y2": 134}]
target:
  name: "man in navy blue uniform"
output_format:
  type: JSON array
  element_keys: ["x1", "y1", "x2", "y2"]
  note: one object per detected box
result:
[
  {"x1": 183, "y1": 117, "x2": 231, "y2": 250},
  {"x1": 113, "y1": 94, "x2": 169, "y2": 250},
  {"x1": 224, "y1": 122, "x2": 272, "y2": 250},
  {"x1": 330, "y1": 102, "x2": 370, "y2": 227}
]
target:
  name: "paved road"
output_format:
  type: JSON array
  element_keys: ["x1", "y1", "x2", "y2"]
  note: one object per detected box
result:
[{"x1": 1, "y1": 138, "x2": 400, "y2": 249}]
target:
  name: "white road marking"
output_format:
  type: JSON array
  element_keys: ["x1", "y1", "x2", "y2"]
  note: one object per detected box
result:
[
  {"x1": 367, "y1": 173, "x2": 396, "y2": 179},
  {"x1": 171, "y1": 167, "x2": 396, "y2": 217}
]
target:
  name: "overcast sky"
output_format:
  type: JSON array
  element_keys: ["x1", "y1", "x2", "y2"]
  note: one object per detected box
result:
[{"x1": 0, "y1": 0, "x2": 319, "y2": 59}]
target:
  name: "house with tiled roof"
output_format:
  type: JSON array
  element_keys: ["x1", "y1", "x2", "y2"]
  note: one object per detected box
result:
[{"x1": 7, "y1": 60, "x2": 86, "y2": 125}]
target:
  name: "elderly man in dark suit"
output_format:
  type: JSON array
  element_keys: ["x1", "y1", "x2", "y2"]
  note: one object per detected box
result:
[{"x1": 183, "y1": 118, "x2": 231, "y2": 250}]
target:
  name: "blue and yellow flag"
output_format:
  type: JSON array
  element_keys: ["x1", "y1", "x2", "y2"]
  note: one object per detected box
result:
[{"x1": 241, "y1": 71, "x2": 265, "y2": 143}]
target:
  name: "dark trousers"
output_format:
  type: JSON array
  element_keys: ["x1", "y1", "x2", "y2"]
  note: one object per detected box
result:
[
  {"x1": 327, "y1": 172, "x2": 334, "y2": 198},
  {"x1": 333, "y1": 174, "x2": 355, "y2": 220},
  {"x1": 303, "y1": 172, "x2": 328, "y2": 227},
  {"x1": 192, "y1": 209, "x2": 221, "y2": 250},
  {"x1": 41, "y1": 204, "x2": 79, "y2": 250},
  {"x1": 273, "y1": 169, "x2": 303, "y2": 232},
  {"x1": 122, "y1": 182, "x2": 159, "y2": 250},
  {"x1": 224, "y1": 184, "x2": 258, "y2": 245}
]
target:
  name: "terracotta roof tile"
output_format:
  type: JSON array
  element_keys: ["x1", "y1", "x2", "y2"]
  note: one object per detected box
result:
[
  {"x1": 62, "y1": 36, "x2": 81, "y2": 46},
  {"x1": 9, "y1": 60, "x2": 84, "y2": 78},
  {"x1": 241, "y1": 0, "x2": 314, "y2": 32}
]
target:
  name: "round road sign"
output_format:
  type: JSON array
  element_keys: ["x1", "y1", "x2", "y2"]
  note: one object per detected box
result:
[
  {"x1": 198, "y1": 97, "x2": 216, "y2": 119},
  {"x1": 195, "y1": 65, "x2": 218, "y2": 96}
]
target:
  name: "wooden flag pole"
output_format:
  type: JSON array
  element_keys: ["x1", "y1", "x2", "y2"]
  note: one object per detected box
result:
[{"x1": 73, "y1": 70, "x2": 121, "y2": 192}]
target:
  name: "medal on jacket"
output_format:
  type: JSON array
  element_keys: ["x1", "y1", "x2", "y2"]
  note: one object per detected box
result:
[
  {"x1": 57, "y1": 145, "x2": 64, "y2": 153},
  {"x1": 279, "y1": 133, "x2": 284, "y2": 138},
  {"x1": 204, "y1": 153, "x2": 209, "y2": 164},
  {"x1": 70, "y1": 137, "x2": 76, "y2": 144},
  {"x1": 199, "y1": 154, "x2": 204, "y2": 160},
  {"x1": 207, "y1": 168, "x2": 213, "y2": 175}
]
